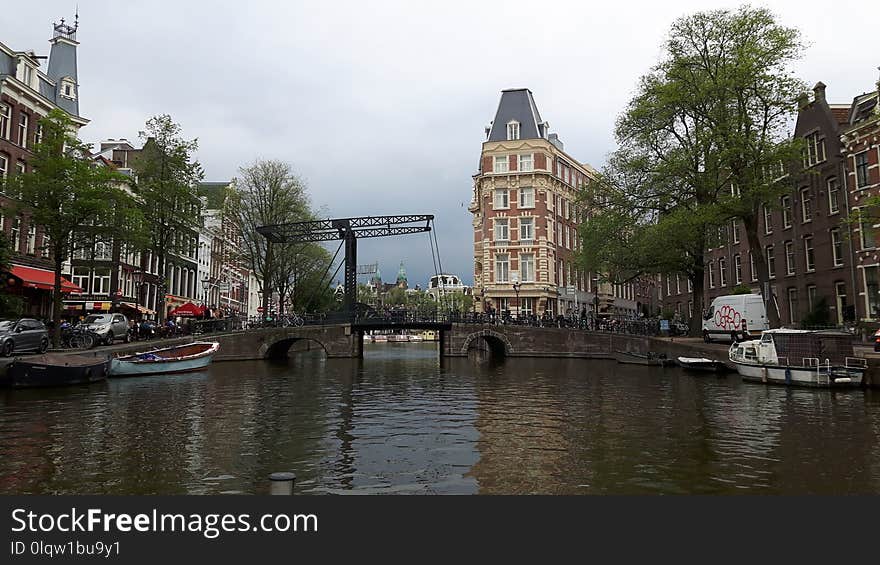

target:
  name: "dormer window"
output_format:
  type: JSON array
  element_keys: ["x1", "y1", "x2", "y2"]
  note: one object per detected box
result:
[
  {"x1": 60, "y1": 78, "x2": 77, "y2": 100},
  {"x1": 507, "y1": 121, "x2": 520, "y2": 141}
]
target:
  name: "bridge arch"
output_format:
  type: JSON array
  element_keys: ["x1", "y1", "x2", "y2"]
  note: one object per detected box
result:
[
  {"x1": 461, "y1": 329, "x2": 512, "y2": 358},
  {"x1": 261, "y1": 337, "x2": 330, "y2": 360}
]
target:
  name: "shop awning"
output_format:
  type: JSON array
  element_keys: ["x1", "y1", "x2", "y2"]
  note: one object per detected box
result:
[
  {"x1": 119, "y1": 302, "x2": 156, "y2": 315},
  {"x1": 9, "y1": 265, "x2": 83, "y2": 293}
]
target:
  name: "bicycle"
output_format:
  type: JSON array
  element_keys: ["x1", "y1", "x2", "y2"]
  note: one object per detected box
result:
[{"x1": 61, "y1": 326, "x2": 98, "y2": 350}]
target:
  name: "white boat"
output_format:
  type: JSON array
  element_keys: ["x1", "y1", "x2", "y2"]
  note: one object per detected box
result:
[
  {"x1": 408, "y1": 334, "x2": 424, "y2": 342},
  {"x1": 728, "y1": 330, "x2": 866, "y2": 388},
  {"x1": 110, "y1": 342, "x2": 220, "y2": 377},
  {"x1": 373, "y1": 335, "x2": 388, "y2": 343},
  {"x1": 676, "y1": 357, "x2": 726, "y2": 373}
]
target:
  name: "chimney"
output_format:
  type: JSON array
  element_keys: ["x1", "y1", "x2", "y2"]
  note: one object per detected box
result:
[
  {"x1": 797, "y1": 92, "x2": 810, "y2": 110},
  {"x1": 813, "y1": 81, "x2": 826, "y2": 104},
  {"x1": 548, "y1": 133, "x2": 564, "y2": 151}
]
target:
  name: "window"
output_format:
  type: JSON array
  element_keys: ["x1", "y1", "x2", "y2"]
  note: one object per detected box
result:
[
  {"x1": 519, "y1": 187, "x2": 534, "y2": 208},
  {"x1": 804, "y1": 236, "x2": 815, "y2": 272},
  {"x1": 767, "y1": 245, "x2": 776, "y2": 279},
  {"x1": 804, "y1": 132, "x2": 826, "y2": 167},
  {"x1": 734, "y1": 255, "x2": 743, "y2": 285},
  {"x1": 565, "y1": 200, "x2": 571, "y2": 220},
  {"x1": 784, "y1": 241, "x2": 794, "y2": 275},
  {"x1": 781, "y1": 196, "x2": 792, "y2": 228},
  {"x1": 493, "y1": 156, "x2": 508, "y2": 174},
  {"x1": 507, "y1": 121, "x2": 520, "y2": 141},
  {"x1": 557, "y1": 223, "x2": 563, "y2": 248},
  {"x1": 11, "y1": 217, "x2": 21, "y2": 252},
  {"x1": 788, "y1": 288, "x2": 799, "y2": 325},
  {"x1": 750, "y1": 252, "x2": 757, "y2": 282},
  {"x1": 519, "y1": 217, "x2": 534, "y2": 242},
  {"x1": 494, "y1": 218, "x2": 509, "y2": 241},
  {"x1": 518, "y1": 154, "x2": 533, "y2": 172},
  {"x1": 835, "y1": 282, "x2": 848, "y2": 325},
  {"x1": 719, "y1": 257, "x2": 727, "y2": 287},
  {"x1": 687, "y1": 278, "x2": 693, "y2": 293},
  {"x1": 0, "y1": 104, "x2": 9, "y2": 139},
  {"x1": 732, "y1": 220, "x2": 740, "y2": 244},
  {"x1": 856, "y1": 152, "x2": 870, "y2": 188},
  {"x1": 520, "y1": 253, "x2": 534, "y2": 282},
  {"x1": 71, "y1": 267, "x2": 89, "y2": 293},
  {"x1": 827, "y1": 178, "x2": 840, "y2": 214},
  {"x1": 801, "y1": 188, "x2": 812, "y2": 222},
  {"x1": 858, "y1": 209, "x2": 876, "y2": 249},
  {"x1": 520, "y1": 297, "x2": 534, "y2": 317},
  {"x1": 807, "y1": 285, "x2": 817, "y2": 313},
  {"x1": 831, "y1": 229, "x2": 843, "y2": 267},
  {"x1": 565, "y1": 226, "x2": 570, "y2": 249},
  {"x1": 494, "y1": 254, "x2": 509, "y2": 283},
  {"x1": 676, "y1": 275, "x2": 681, "y2": 295},
  {"x1": 18, "y1": 113, "x2": 28, "y2": 148},
  {"x1": 41, "y1": 233, "x2": 50, "y2": 259},
  {"x1": 26, "y1": 224, "x2": 35, "y2": 254},
  {"x1": 0, "y1": 154, "x2": 7, "y2": 179},
  {"x1": 93, "y1": 268, "x2": 111, "y2": 295},
  {"x1": 865, "y1": 266, "x2": 880, "y2": 319},
  {"x1": 15, "y1": 161, "x2": 24, "y2": 175},
  {"x1": 708, "y1": 260, "x2": 715, "y2": 288},
  {"x1": 95, "y1": 241, "x2": 112, "y2": 261},
  {"x1": 763, "y1": 204, "x2": 772, "y2": 234},
  {"x1": 493, "y1": 189, "x2": 509, "y2": 209},
  {"x1": 34, "y1": 122, "x2": 42, "y2": 146}
]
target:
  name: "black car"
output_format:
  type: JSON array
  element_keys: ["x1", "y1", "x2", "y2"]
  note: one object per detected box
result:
[{"x1": 0, "y1": 318, "x2": 49, "y2": 356}]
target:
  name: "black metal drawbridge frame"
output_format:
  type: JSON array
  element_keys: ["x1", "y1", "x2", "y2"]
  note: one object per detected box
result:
[{"x1": 257, "y1": 215, "x2": 434, "y2": 316}]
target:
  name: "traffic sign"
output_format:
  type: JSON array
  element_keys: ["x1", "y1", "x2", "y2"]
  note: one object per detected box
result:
[{"x1": 566, "y1": 286, "x2": 576, "y2": 295}]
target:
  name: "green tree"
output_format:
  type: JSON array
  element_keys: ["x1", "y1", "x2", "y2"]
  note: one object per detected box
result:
[
  {"x1": 227, "y1": 160, "x2": 311, "y2": 321},
  {"x1": 2, "y1": 109, "x2": 129, "y2": 344},
  {"x1": 579, "y1": 5, "x2": 805, "y2": 334},
  {"x1": 133, "y1": 115, "x2": 203, "y2": 322}
]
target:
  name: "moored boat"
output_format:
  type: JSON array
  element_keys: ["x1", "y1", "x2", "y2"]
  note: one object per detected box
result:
[
  {"x1": 110, "y1": 342, "x2": 220, "y2": 377},
  {"x1": 728, "y1": 330, "x2": 866, "y2": 388},
  {"x1": 1, "y1": 354, "x2": 110, "y2": 388},
  {"x1": 614, "y1": 350, "x2": 674, "y2": 366},
  {"x1": 676, "y1": 357, "x2": 726, "y2": 373}
]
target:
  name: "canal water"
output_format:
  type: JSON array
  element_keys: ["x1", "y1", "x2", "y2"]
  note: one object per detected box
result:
[{"x1": 2, "y1": 343, "x2": 879, "y2": 495}]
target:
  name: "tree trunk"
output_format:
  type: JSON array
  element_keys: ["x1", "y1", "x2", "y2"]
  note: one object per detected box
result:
[
  {"x1": 52, "y1": 251, "x2": 64, "y2": 348},
  {"x1": 689, "y1": 261, "x2": 705, "y2": 338},
  {"x1": 743, "y1": 218, "x2": 781, "y2": 328},
  {"x1": 260, "y1": 243, "x2": 274, "y2": 322},
  {"x1": 156, "y1": 248, "x2": 167, "y2": 324}
]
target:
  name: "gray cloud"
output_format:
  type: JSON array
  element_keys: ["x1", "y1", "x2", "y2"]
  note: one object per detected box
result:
[{"x1": 6, "y1": 0, "x2": 879, "y2": 288}]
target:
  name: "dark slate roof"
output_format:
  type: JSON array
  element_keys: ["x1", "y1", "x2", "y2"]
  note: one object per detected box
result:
[
  {"x1": 487, "y1": 89, "x2": 544, "y2": 141},
  {"x1": 47, "y1": 38, "x2": 79, "y2": 116}
]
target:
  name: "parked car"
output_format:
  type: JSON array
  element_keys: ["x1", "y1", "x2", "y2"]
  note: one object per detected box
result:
[
  {"x1": 702, "y1": 294, "x2": 769, "y2": 343},
  {"x1": 81, "y1": 313, "x2": 130, "y2": 345},
  {"x1": 0, "y1": 318, "x2": 49, "y2": 356}
]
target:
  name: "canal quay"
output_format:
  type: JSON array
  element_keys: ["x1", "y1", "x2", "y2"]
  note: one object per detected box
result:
[{"x1": 2, "y1": 332, "x2": 880, "y2": 495}]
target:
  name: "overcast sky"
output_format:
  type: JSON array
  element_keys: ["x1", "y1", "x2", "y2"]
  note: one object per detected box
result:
[{"x1": 6, "y1": 0, "x2": 879, "y2": 288}]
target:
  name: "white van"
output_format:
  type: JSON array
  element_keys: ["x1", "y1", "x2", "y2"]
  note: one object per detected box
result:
[{"x1": 702, "y1": 294, "x2": 768, "y2": 343}]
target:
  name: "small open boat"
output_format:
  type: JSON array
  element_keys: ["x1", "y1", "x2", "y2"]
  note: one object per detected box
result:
[
  {"x1": 110, "y1": 342, "x2": 220, "y2": 377},
  {"x1": 676, "y1": 357, "x2": 726, "y2": 373},
  {"x1": 1, "y1": 354, "x2": 110, "y2": 388},
  {"x1": 614, "y1": 350, "x2": 675, "y2": 366}
]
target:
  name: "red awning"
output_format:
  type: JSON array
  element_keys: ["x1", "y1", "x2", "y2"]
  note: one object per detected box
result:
[
  {"x1": 169, "y1": 302, "x2": 205, "y2": 317},
  {"x1": 8, "y1": 265, "x2": 83, "y2": 293}
]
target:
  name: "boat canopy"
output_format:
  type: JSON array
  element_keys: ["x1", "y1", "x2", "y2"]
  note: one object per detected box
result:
[{"x1": 766, "y1": 331, "x2": 854, "y2": 365}]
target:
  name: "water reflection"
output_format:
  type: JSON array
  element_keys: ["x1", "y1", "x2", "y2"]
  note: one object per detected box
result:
[{"x1": 1, "y1": 343, "x2": 879, "y2": 494}]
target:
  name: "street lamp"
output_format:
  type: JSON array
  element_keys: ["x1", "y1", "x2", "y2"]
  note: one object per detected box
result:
[
  {"x1": 201, "y1": 277, "x2": 211, "y2": 306},
  {"x1": 132, "y1": 269, "x2": 143, "y2": 319},
  {"x1": 512, "y1": 281, "x2": 521, "y2": 321},
  {"x1": 592, "y1": 276, "x2": 600, "y2": 325}
]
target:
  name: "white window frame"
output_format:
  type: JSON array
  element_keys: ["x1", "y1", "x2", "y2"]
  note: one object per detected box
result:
[
  {"x1": 732, "y1": 220, "x2": 740, "y2": 244},
  {"x1": 831, "y1": 229, "x2": 843, "y2": 267},
  {"x1": 507, "y1": 121, "x2": 520, "y2": 141},
  {"x1": 520, "y1": 253, "x2": 535, "y2": 282},
  {"x1": 804, "y1": 236, "x2": 815, "y2": 272},
  {"x1": 0, "y1": 154, "x2": 7, "y2": 179},
  {"x1": 17, "y1": 112, "x2": 28, "y2": 149},
  {"x1": 827, "y1": 177, "x2": 840, "y2": 215},
  {"x1": 800, "y1": 188, "x2": 812, "y2": 223},
  {"x1": 788, "y1": 288, "x2": 798, "y2": 324},
  {"x1": 750, "y1": 252, "x2": 757, "y2": 282},
  {"x1": 719, "y1": 257, "x2": 727, "y2": 287},
  {"x1": 734, "y1": 255, "x2": 742, "y2": 285},
  {"x1": 767, "y1": 245, "x2": 776, "y2": 279},
  {"x1": 518, "y1": 187, "x2": 534, "y2": 208},
  {"x1": 807, "y1": 285, "x2": 817, "y2": 313},
  {"x1": 494, "y1": 218, "x2": 509, "y2": 242},
  {"x1": 763, "y1": 204, "x2": 772, "y2": 234},
  {"x1": 785, "y1": 241, "x2": 795, "y2": 275},
  {"x1": 493, "y1": 189, "x2": 509, "y2": 210},
  {"x1": 708, "y1": 261, "x2": 715, "y2": 288},
  {"x1": 26, "y1": 224, "x2": 35, "y2": 254},
  {"x1": 71, "y1": 267, "x2": 90, "y2": 293},
  {"x1": 519, "y1": 217, "x2": 534, "y2": 242},
  {"x1": 493, "y1": 155, "x2": 509, "y2": 174},
  {"x1": 11, "y1": 216, "x2": 21, "y2": 252},
  {"x1": 0, "y1": 103, "x2": 9, "y2": 140},
  {"x1": 855, "y1": 151, "x2": 870, "y2": 188},
  {"x1": 495, "y1": 254, "x2": 509, "y2": 283},
  {"x1": 518, "y1": 154, "x2": 533, "y2": 172},
  {"x1": 781, "y1": 195, "x2": 792, "y2": 228}
]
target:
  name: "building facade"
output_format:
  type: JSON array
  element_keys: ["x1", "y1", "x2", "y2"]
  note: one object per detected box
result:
[
  {"x1": 661, "y1": 80, "x2": 866, "y2": 329},
  {"x1": 0, "y1": 18, "x2": 88, "y2": 317},
  {"x1": 471, "y1": 88, "x2": 642, "y2": 318},
  {"x1": 843, "y1": 73, "x2": 880, "y2": 323}
]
